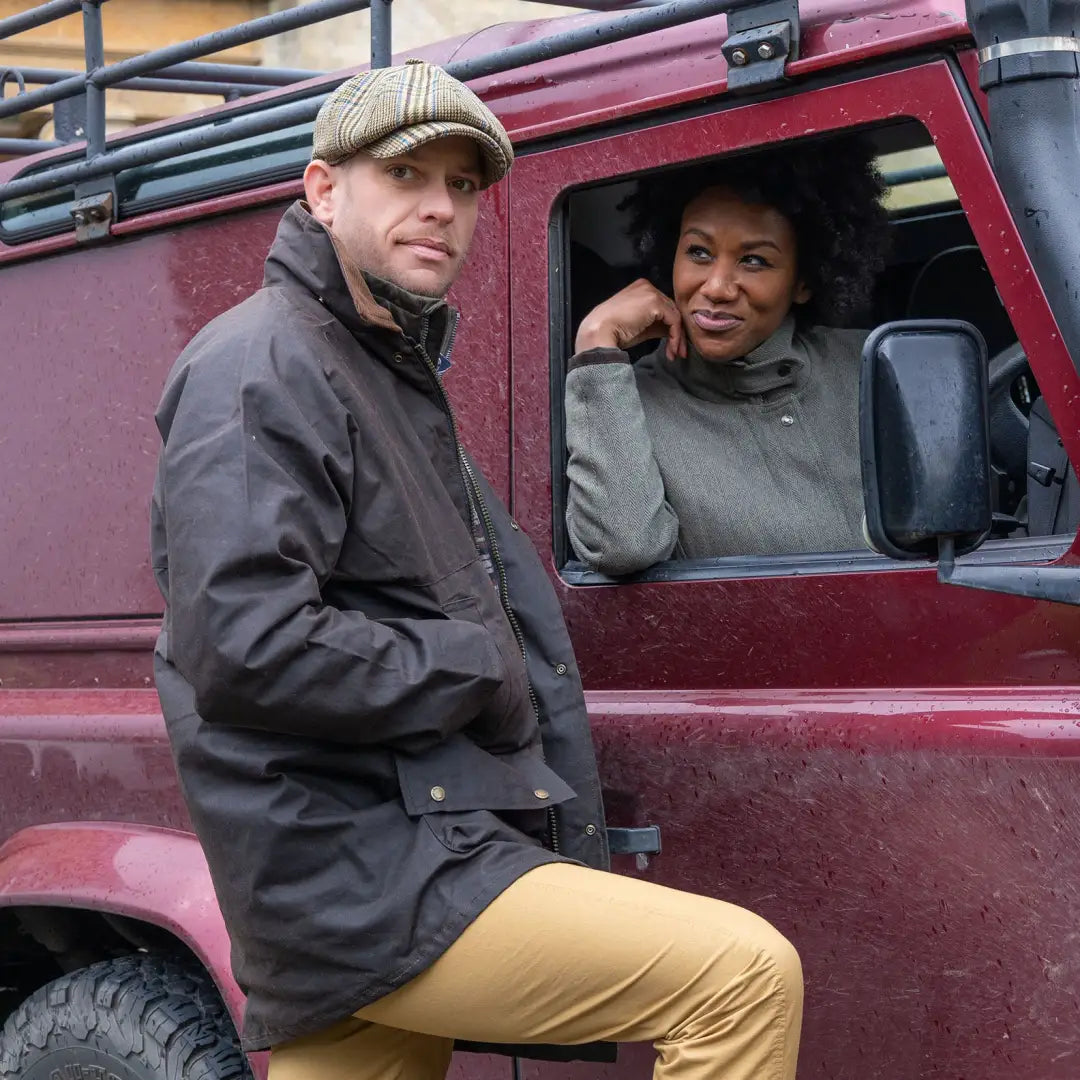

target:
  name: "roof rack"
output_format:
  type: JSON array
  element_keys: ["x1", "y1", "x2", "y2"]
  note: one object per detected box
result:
[{"x1": 0, "y1": 0, "x2": 800, "y2": 240}]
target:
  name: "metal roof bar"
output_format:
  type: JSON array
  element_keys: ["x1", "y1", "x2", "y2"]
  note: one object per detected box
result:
[
  {"x1": 150, "y1": 62, "x2": 323, "y2": 87},
  {"x1": 529, "y1": 1, "x2": 669, "y2": 8},
  {"x1": 8, "y1": 67, "x2": 278, "y2": 97},
  {"x1": 0, "y1": 138, "x2": 63, "y2": 154},
  {"x1": 448, "y1": 0, "x2": 758, "y2": 81},
  {"x1": 93, "y1": 0, "x2": 371, "y2": 88},
  {"x1": 83, "y1": 1, "x2": 106, "y2": 159},
  {"x1": 371, "y1": 0, "x2": 393, "y2": 69},
  {"x1": 0, "y1": 0, "x2": 371, "y2": 123},
  {"x1": 0, "y1": 0, "x2": 746, "y2": 202},
  {"x1": 0, "y1": 0, "x2": 91, "y2": 41},
  {"x1": 0, "y1": 95, "x2": 325, "y2": 201}
]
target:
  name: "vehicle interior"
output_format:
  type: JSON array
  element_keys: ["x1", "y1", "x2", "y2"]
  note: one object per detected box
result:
[{"x1": 560, "y1": 118, "x2": 1076, "y2": 569}]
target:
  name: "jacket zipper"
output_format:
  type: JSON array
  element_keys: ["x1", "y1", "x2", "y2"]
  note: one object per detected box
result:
[{"x1": 413, "y1": 313, "x2": 562, "y2": 856}]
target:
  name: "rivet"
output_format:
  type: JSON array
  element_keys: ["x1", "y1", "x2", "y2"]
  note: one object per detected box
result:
[
  {"x1": 430, "y1": 785, "x2": 446, "y2": 802},
  {"x1": 730, "y1": 47, "x2": 749, "y2": 66},
  {"x1": 393, "y1": 353, "x2": 404, "y2": 364},
  {"x1": 780, "y1": 414, "x2": 795, "y2": 426},
  {"x1": 758, "y1": 42, "x2": 776, "y2": 60},
  {"x1": 534, "y1": 789, "x2": 550, "y2": 799},
  {"x1": 555, "y1": 662, "x2": 568, "y2": 676},
  {"x1": 510, "y1": 520, "x2": 520, "y2": 531},
  {"x1": 585, "y1": 824, "x2": 597, "y2": 836}
]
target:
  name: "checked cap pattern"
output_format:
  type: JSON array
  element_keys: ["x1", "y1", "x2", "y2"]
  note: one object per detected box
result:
[{"x1": 312, "y1": 59, "x2": 514, "y2": 188}]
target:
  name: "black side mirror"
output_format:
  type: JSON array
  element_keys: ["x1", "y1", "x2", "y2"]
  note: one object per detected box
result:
[{"x1": 860, "y1": 320, "x2": 992, "y2": 561}]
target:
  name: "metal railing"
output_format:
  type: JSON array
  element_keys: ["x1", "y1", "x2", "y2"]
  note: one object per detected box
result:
[{"x1": 0, "y1": 0, "x2": 770, "y2": 210}]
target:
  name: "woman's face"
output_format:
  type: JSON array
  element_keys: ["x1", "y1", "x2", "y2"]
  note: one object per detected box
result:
[{"x1": 672, "y1": 186, "x2": 811, "y2": 363}]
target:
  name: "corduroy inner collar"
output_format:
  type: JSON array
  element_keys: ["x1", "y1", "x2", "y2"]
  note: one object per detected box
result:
[{"x1": 265, "y1": 201, "x2": 458, "y2": 368}]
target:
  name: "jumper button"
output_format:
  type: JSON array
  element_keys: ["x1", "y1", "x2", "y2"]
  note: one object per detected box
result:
[
  {"x1": 534, "y1": 789, "x2": 549, "y2": 799},
  {"x1": 554, "y1": 663, "x2": 568, "y2": 676},
  {"x1": 430, "y1": 786, "x2": 446, "y2": 802}
]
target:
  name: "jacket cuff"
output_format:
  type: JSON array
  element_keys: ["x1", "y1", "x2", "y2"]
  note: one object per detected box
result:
[{"x1": 567, "y1": 347, "x2": 632, "y2": 372}]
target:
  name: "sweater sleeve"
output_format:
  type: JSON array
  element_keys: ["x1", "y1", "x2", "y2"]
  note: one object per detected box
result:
[{"x1": 564, "y1": 348, "x2": 680, "y2": 575}]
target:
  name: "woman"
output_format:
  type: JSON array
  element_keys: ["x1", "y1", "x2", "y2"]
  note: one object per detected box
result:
[{"x1": 565, "y1": 137, "x2": 890, "y2": 574}]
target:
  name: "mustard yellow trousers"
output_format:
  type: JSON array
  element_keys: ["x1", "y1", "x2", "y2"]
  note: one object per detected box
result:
[{"x1": 268, "y1": 862, "x2": 802, "y2": 1080}]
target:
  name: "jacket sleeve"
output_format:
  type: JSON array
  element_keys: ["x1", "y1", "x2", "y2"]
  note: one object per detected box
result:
[
  {"x1": 564, "y1": 349, "x2": 680, "y2": 575},
  {"x1": 156, "y1": 337, "x2": 504, "y2": 750}
]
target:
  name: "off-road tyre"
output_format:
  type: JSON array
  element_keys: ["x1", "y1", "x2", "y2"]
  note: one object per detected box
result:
[{"x1": 0, "y1": 954, "x2": 251, "y2": 1080}]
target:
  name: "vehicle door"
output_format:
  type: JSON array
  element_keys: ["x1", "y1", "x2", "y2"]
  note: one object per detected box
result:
[{"x1": 509, "y1": 55, "x2": 1080, "y2": 1080}]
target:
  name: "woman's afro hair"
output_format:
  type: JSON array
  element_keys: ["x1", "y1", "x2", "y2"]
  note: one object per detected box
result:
[{"x1": 620, "y1": 134, "x2": 890, "y2": 326}]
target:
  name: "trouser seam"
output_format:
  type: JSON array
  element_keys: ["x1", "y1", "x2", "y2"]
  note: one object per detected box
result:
[{"x1": 765, "y1": 952, "x2": 791, "y2": 1080}]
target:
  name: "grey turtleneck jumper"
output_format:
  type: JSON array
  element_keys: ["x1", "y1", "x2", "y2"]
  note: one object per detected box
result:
[{"x1": 564, "y1": 316, "x2": 868, "y2": 575}]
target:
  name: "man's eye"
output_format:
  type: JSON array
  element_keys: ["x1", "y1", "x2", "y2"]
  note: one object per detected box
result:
[
  {"x1": 388, "y1": 165, "x2": 414, "y2": 180},
  {"x1": 451, "y1": 177, "x2": 479, "y2": 193}
]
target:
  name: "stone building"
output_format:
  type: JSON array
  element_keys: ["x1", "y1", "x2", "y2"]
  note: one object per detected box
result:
[{"x1": 0, "y1": 0, "x2": 581, "y2": 154}]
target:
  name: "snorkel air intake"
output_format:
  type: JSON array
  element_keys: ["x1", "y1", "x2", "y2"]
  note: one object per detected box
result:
[{"x1": 965, "y1": 0, "x2": 1080, "y2": 371}]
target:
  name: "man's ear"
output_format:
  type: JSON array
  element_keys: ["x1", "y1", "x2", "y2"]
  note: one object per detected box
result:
[
  {"x1": 793, "y1": 279, "x2": 813, "y2": 306},
  {"x1": 303, "y1": 160, "x2": 336, "y2": 226}
]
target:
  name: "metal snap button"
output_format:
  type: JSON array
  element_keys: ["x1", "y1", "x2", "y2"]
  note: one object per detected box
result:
[
  {"x1": 780, "y1": 414, "x2": 795, "y2": 426},
  {"x1": 430, "y1": 785, "x2": 446, "y2": 802},
  {"x1": 554, "y1": 663, "x2": 568, "y2": 676},
  {"x1": 585, "y1": 824, "x2": 597, "y2": 836},
  {"x1": 393, "y1": 353, "x2": 404, "y2": 364},
  {"x1": 534, "y1": 789, "x2": 549, "y2": 799}
]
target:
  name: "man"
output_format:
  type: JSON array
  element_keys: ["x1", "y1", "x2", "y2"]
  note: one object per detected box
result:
[{"x1": 151, "y1": 59, "x2": 802, "y2": 1080}]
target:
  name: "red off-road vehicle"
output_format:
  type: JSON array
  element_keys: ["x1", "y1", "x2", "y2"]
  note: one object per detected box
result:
[{"x1": 2, "y1": 1, "x2": 1080, "y2": 1078}]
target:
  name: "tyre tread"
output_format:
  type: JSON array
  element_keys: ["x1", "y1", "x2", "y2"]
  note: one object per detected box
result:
[{"x1": 0, "y1": 954, "x2": 250, "y2": 1080}]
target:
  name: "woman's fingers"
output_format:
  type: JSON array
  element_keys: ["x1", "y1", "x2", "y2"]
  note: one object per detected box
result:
[
  {"x1": 655, "y1": 294, "x2": 686, "y2": 362},
  {"x1": 575, "y1": 279, "x2": 687, "y2": 356}
]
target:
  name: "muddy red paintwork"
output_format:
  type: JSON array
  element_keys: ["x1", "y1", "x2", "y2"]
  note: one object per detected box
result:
[{"x1": 3, "y1": 2, "x2": 1080, "y2": 1079}]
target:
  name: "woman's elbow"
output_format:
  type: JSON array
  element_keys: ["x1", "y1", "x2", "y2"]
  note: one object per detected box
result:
[{"x1": 567, "y1": 517, "x2": 678, "y2": 576}]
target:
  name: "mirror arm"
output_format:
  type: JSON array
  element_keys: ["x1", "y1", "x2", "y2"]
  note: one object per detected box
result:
[{"x1": 937, "y1": 536, "x2": 1080, "y2": 606}]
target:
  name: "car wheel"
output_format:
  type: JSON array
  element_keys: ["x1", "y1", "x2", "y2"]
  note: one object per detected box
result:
[{"x1": 0, "y1": 953, "x2": 250, "y2": 1080}]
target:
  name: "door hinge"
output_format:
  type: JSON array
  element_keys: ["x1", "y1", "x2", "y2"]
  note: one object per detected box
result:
[{"x1": 721, "y1": 0, "x2": 801, "y2": 91}]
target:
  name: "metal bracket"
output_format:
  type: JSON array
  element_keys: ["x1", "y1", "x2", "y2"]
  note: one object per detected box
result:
[
  {"x1": 70, "y1": 188, "x2": 113, "y2": 242},
  {"x1": 721, "y1": 0, "x2": 800, "y2": 91}
]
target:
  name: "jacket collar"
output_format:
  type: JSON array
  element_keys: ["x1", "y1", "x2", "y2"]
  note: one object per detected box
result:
[
  {"x1": 262, "y1": 201, "x2": 458, "y2": 369},
  {"x1": 669, "y1": 315, "x2": 806, "y2": 402}
]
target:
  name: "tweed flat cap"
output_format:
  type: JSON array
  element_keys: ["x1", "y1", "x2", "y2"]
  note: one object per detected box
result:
[{"x1": 312, "y1": 59, "x2": 514, "y2": 188}]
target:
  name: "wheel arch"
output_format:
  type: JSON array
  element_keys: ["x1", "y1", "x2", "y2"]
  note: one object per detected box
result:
[{"x1": 0, "y1": 822, "x2": 242, "y2": 1024}]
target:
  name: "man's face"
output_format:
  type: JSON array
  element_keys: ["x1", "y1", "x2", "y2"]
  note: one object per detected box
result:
[{"x1": 304, "y1": 135, "x2": 484, "y2": 298}]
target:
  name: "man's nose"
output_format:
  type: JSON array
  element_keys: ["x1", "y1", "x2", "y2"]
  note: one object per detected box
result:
[{"x1": 418, "y1": 181, "x2": 455, "y2": 223}]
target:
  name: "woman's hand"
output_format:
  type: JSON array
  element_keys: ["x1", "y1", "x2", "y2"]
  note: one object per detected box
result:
[{"x1": 574, "y1": 278, "x2": 687, "y2": 362}]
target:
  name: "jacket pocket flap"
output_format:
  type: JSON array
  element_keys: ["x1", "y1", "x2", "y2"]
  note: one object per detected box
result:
[{"x1": 395, "y1": 734, "x2": 576, "y2": 816}]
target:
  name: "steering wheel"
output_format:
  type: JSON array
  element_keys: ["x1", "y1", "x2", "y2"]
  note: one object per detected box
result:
[{"x1": 987, "y1": 341, "x2": 1032, "y2": 517}]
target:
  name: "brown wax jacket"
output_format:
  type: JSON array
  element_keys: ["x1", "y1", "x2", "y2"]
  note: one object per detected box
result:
[{"x1": 151, "y1": 202, "x2": 609, "y2": 1053}]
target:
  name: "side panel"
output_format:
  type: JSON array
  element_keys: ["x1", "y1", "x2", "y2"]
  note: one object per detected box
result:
[
  {"x1": 509, "y1": 62, "x2": 1080, "y2": 1079},
  {"x1": 0, "y1": 186, "x2": 511, "y2": 624},
  {"x1": 0, "y1": 693, "x2": 509, "y2": 1080}
]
